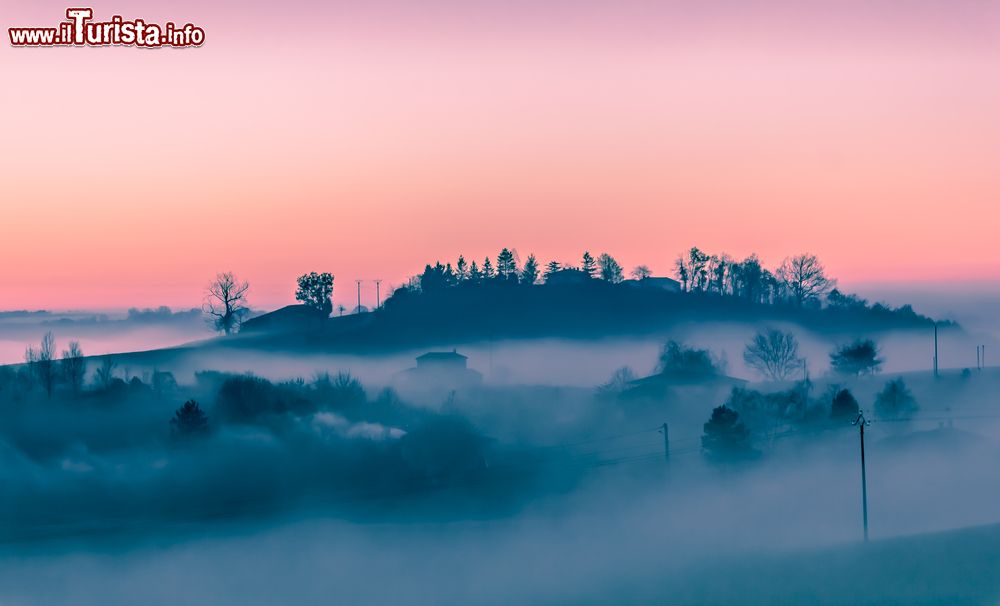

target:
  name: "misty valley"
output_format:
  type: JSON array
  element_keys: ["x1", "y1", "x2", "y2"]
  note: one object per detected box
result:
[{"x1": 3, "y1": 257, "x2": 1000, "y2": 605}]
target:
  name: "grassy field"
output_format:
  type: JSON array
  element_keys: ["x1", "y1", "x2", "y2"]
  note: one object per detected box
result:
[{"x1": 577, "y1": 523, "x2": 1000, "y2": 605}]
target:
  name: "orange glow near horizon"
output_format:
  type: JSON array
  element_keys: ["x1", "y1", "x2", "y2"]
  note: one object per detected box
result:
[{"x1": 3, "y1": 1, "x2": 1000, "y2": 310}]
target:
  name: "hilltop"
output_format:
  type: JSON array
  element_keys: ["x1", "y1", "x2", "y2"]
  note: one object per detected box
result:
[{"x1": 227, "y1": 278, "x2": 941, "y2": 355}]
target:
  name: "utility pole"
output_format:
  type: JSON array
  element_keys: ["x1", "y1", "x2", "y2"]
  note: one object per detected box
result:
[
  {"x1": 355, "y1": 279, "x2": 362, "y2": 313},
  {"x1": 374, "y1": 279, "x2": 382, "y2": 309},
  {"x1": 977, "y1": 345, "x2": 982, "y2": 371},
  {"x1": 853, "y1": 412, "x2": 871, "y2": 543},
  {"x1": 933, "y1": 322, "x2": 939, "y2": 378},
  {"x1": 659, "y1": 422, "x2": 670, "y2": 462}
]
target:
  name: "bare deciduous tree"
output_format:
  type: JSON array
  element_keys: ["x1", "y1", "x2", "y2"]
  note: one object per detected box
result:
[
  {"x1": 597, "y1": 366, "x2": 636, "y2": 397},
  {"x1": 61, "y1": 341, "x2": 86, "y2": 395},
  {"x1": 25, "y1": 332, "x2": 57, "y2": 398},
  {"x1": 777, "y1": 253, "x2": 833, "y2": 307},
  {"x1": 204, "y1": 271, "x2": 250, "y2": 335},
  {"x1": 743, "y1": 328, "x2": 804, "y2": 381},
  {"x1": 95, "y1": 357, "x2": 118, "y2": 390},
  {"x1": 631, "y1": 265, "x2": 652, "y2": 280}
]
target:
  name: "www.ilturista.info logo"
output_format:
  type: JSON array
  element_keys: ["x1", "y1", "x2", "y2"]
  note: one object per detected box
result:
[{"x1": 9, "y1": 8, "x2": 205, "y2": 48}]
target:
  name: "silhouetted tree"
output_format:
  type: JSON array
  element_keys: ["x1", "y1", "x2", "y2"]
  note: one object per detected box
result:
[
  {"x1": 875, "y1": 378, "x2": 917, "y2": 418},
  {"x1": 25, "y1": 332, "x2": 56, "y2": 398},
  {"x1": 496, "y1": 248, "x2": 518, "y2": 281},
  {"x1": 420, "y1": 262, "x2": 455, "y2": 292},
  {"x1": 482, "y1": 257, "x2": 495, "y2": 280},
  {"x1": 598, "y1": 253, "x2": 624, "y2": 283},
  {"x1": 204, "y1": 271, "x2": 250, "y2": 335},
  {"x1": 60, "y1": 341, "x2": 86, "y2": 395},
  {"x1": 597, "y1": 366, "x2": 635, "y2": 397},
  {"x1": 521, "y1": 254, "x2": 540, "y2": 285},
  {"x1": 171, "y1": 399, "x2": 209, "y2": 441},
  {"x1": 830, "y1": 339, "x2": 882, "y2": 376},
  {"x1": 455, "y1": 255, "x2": 469, "y2": 282},
  {"x1": 674, "y1": 247, "x2": 710, "y2": 291},
  {"x1": 468, "y1": 260, "x2": 482, "y2": 283},
  {"x1": 95, "y1": 357, "x2": 117, "y2": 389},
  {"x1": 702, "y1": 405, "x2": 756, "y2": 462},
  {"x1": 730, "y1": 254, "x2": 766, "y2": 302},
  {"x1": 152, "y1": 370, "x2": 178, "y2": 397},
  {"x1": 581, "y1": 251, "x2": 597, "y2": 278},
  {"x1": 631, "y1": 265, "x2": 652, "y2": 280},
  {"x1": 708, "y1": 254, "x2": 731, "y2": 293},
  {"x1": 827, "y1": 288, "x2": 868, "y2": 309},
  {"x1": 315, "y1": 371, "x2": 367, "y2": 410},
  {"x1": 295, "y1": 271, "x2": 334, "y2": 316},
  {"x1": 777, "y1": 253, "x2": 833, "y2": 307},
  {"x1": 743, "y1": 329, "x2": 803, "y2": 381},
  {"x1": 673, "y1": 258, "x2": 689, "y2": 291},
  {"x1": 830, "y1": 388, "x2": 860, "y2": 420},
  {"x1": 543, "y1": 261, "x2": 561, "y2": 280}
]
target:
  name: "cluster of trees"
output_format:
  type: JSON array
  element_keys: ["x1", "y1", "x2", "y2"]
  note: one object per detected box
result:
[
  {"x1": 22, "y1": 332, "x2": 86, "y2": 398},
  {"x1": 204, "y1": 246, "x2": 926, "y2": 334},
  {"x1": 414, "y1": 249, "x2": 645, "y2": 293},
  {"x1": 673, "y1": 248, "x2": 833, "y2": 308},
  {"x1": 673, "y1": 247, "x2": 928, "y2": 321},
  {"x1": 169, "y1": 371, "x2": 492, "y2": 483},
  {"x1": 703, "y1": 376, "x2": 918, "y2": 463},
  {"x1": 201, "y1": 270, "x2": 337, "y2": 334},
  {"x1": 742, "y1": 329, "x2": 882, "y2": 381},
  {"x1": 401, "y1": 246, "x2": 923, "y2": 324},
  {"x1": 603, "y1": 332, "x2": 885, "y2": 404},
  {"x1": 12, "y1": 332, "x2": 184, "y2": 402}
]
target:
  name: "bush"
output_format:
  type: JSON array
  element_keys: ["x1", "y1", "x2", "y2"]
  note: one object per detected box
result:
[
  {"x1": 397, "y1": 416, "x2": 488, "y2": 480},
  {"x1": 725, "y1": 382, "x2": 809, "y2": 427},
  {"x1": 313, "y1": 372, "x2": 367, "y2": 411},
  {"x1": 658, "y1": 340, "x2": 720, "y2": 379},
  {"x1": 215, "y1": 375, "x2": 311, "y2": 423}
]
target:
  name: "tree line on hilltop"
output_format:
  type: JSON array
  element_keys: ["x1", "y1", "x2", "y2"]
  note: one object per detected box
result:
[{"x1": 159, "y1": 247, "x2": 931, "y2": 336}]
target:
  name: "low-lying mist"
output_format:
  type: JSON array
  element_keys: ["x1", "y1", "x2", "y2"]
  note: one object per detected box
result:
[
  {"x1": 0, "y1": 308, "x2": 210, "y2": 365},
  {"x1": 3, "y1": 315, "x2": 1000, "y2": 603},
  {"x1": 3, "y1": 420, "x2": 1000, "y2": 605}
]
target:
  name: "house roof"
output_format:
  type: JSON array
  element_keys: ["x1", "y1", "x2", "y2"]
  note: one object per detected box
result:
[
  {"x1": 416, "y1": 350, "x2": 467, "y2": 361},
  {"x1": 629, "y1": 372, "x2": 747, "y2": 387},
  {"x1": 240, "y1": 304, "x2": 327, "y2": 332},
  {"x1": 622, "y1": 277, "x2": 681, "y2": 288}
]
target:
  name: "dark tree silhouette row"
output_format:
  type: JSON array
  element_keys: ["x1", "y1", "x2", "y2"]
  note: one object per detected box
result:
[{"x1": 388, "y1": 247, "x2": 928, "y2": 321}]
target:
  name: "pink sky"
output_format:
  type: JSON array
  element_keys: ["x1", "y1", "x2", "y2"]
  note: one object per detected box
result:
[{"x1": 3, "y1": 0, "x2": 999, "y2": 311}]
